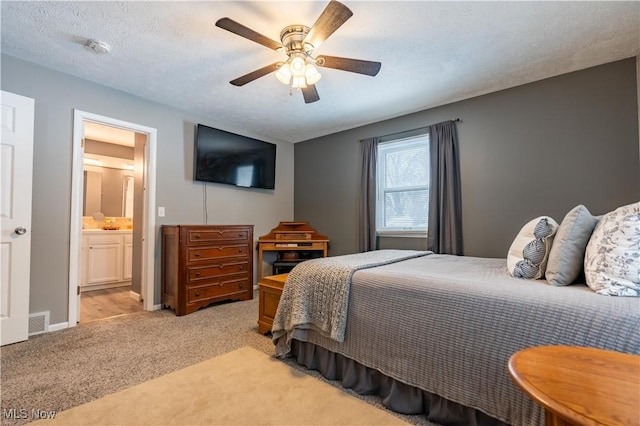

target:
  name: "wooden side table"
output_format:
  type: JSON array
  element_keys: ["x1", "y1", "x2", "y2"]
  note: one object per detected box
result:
[
  {"x1": 257, "y1": 273, "x2": 288, "y2": 334},
  {"x1": 508, "y1": 345, "x2": 640, "y2": 426}
]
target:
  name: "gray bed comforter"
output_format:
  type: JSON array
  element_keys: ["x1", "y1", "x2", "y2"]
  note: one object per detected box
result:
[
  {"x1": 272, "y1": 249, "x2": 430, "y2": 354},
  {"x1": 272, "y1": 253, "x2": 640, "y2": 426}
]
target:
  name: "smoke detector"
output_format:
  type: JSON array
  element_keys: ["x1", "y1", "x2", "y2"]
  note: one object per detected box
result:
[{"x1": 85, "y1": 39, "x2": 110, "y2": 54}]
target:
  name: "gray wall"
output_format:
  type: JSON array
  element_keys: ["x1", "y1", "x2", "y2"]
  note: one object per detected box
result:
[
  {"x1": 294, "y1": 58, "x2": 640, "y2": 258},
  {"x1": 1, "y1": 54, "x2": 295, "y2": 325}
]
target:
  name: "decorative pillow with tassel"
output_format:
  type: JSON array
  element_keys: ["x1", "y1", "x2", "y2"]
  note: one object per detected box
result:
[{"x1": 507, "y1": 216, "x2": 559, "y2": 279}]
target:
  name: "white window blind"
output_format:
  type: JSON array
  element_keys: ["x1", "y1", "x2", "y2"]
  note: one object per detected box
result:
[{"x1": 376, "y1": 134, "x2": 430, "y2": 234}]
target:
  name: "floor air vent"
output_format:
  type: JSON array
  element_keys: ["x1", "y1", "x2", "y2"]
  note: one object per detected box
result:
[{"x1": 28, "y1": 311, "x2": 50, "y2": 336}]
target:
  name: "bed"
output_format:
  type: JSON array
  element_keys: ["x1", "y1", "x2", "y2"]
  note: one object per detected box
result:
[{"x1": 271, "y1": 250, "x2": 640, "y2": 426}]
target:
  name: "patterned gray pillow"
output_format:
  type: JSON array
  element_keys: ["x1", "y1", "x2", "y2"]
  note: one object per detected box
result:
[
  {"x1": 584, "y1": 202, "x2": 640, "y2": 296},
  {"x1": 507, "y1": 216, "x2": 559, "y2": 279},
  {"x1": 546, "y1": 205, "x2": 598, "y2": 286}
]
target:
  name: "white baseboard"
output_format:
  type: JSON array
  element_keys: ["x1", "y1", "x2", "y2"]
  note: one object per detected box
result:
[
  {"x1": 48, "y1": 322, "x2": 70, "y2": 332},
  {"x1": 129, "y1": 290, "x2": 141, "y2": 301},
  {"x1": 149, "y1": 304, "x2": 162, "y2": 311},
  {"x1": 81, "y1": 281, "x2": 130, "y2": 293}
]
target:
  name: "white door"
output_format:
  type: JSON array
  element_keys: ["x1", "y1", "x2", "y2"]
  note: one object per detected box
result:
[{"x1": 1, "y1": 91, "x2": 34, "y2": 346}]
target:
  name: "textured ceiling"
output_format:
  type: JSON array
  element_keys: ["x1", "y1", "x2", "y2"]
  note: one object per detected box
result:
[{"x1": 2, "y1": 1, "x2": 639, "y2": 143}]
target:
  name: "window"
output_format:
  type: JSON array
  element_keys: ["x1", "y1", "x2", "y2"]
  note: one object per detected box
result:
[{"x1": 376, "y1": 133, "x2": 429, "y2": 235}]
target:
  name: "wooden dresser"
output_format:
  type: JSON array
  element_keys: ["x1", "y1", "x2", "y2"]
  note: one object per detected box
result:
[{"x1": 161, "y1": 225, "x2": 253, "y2": 316}]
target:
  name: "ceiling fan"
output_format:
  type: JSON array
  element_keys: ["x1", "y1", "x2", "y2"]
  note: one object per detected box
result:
[{"x1": 215, "y1": 0, "x2": 381, "y2": 104}]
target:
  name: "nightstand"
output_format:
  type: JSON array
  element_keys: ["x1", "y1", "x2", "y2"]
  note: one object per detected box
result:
[{"x1": 257, "y1": 273, "x2": 289, "y2": 334}]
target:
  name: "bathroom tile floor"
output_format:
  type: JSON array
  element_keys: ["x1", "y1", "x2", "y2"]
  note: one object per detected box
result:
[{"x1": 80, "y1": 287, "x2": 143, "y2": 323}]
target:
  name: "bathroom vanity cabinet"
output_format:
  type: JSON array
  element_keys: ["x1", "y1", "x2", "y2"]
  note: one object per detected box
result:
[{"x1": 81, "y1": 230, "x2": 133, "y2": 291}]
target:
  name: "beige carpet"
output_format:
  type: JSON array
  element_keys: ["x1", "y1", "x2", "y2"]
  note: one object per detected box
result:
[{"x1": 34, "y1": 346, "x2": 408, "y2": 425}]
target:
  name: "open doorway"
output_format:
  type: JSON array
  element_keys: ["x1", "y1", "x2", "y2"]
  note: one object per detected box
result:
[
  {"x1": 69, "y1": 111, "x2": 157, "y2": 326},
  {"x1": 80, "y1": 124, "x2": 142, "y2": 321}
]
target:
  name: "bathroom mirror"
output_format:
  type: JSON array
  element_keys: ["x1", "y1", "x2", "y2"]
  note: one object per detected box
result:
[{"x1": 83, "y1": 164, "x2": 134, "y2": 217}]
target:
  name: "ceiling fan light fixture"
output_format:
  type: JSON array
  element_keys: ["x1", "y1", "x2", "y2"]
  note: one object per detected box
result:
[
  {"x1": 290, "y1": 55, "x2": 307, "y2": 77},
  {"x1": 276, "y1": 56, "x2": 320, "y2": 88},
  {"x1": 275, "y1": 62, "x2": 292, "y2": 84},
  {"x1": 305, "y1": 64, "x2": 321, "y2": 85},
  {"x1": 291, "y1": 76, "x2": 307, "y2": 89},
  {"x1": 217, "y1": 0, "x2": 380, "y2": 103}
]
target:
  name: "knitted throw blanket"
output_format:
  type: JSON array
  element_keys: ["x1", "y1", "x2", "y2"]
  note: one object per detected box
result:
[{"x1": 272, "y1": 250, "x2": 430, "y2": 356}]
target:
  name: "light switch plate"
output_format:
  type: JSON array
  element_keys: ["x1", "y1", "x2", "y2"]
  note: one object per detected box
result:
[{"x1": 158, "y1": 206, "x2": 165, "y2": 217}]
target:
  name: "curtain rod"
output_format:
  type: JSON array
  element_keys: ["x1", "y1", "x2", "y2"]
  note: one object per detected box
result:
[{"x1": 376, "y1": 118, "x2": 461, "y2": 142}]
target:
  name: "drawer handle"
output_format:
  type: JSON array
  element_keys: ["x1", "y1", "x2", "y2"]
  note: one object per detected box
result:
[
  {"x1": 195, "y1": 291, "x2": 201, "y2": 297},
  {"x1": 239, "y1": 283, "x2": 244, "y2": 289},
  {"x1": 194, "y1": 252, "x2": 201, "y2": 257},
  {"x1": 194, "y1": 234, "x2": 201, "y2": 239},
  {"x1": 195, "y1": 271, "x2": 201, "y2": 277}
]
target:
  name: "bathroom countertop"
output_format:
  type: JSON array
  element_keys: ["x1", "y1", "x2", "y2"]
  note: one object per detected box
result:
[{"x1": 82, "y1": 228, "x2": 133, "y2": 233}]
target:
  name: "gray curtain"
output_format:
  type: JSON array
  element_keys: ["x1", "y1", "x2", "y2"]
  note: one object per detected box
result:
[
  {"x1": 359, "y1": 137, "x2": 379, "y2": 252},
  {"x1": 427, "y1": 121, "x2": 463, "y2": 255}
]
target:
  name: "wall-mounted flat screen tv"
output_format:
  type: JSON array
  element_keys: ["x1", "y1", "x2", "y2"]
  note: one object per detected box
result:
[{"x1": 194, "y1": 124, "x2": 276, "y2": 190}]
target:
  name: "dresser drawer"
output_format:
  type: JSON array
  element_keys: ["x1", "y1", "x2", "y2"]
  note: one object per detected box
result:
[
  {"x1": 186, "y1": 245, "x2": 248, "y2": 262},
  {"x1": 186, "y1": 228, "x2": 251, "y2": 244},
  {"x1": 187, "y1": 278, "x2": 250, "y2": 303},
  {"x1": 187, "y1": 261, "x2": 249, "y2": 282}
]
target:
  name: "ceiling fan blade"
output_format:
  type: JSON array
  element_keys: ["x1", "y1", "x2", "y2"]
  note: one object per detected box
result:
[
  {"x1": 230, "y1": 63, "x2": 281, "y2": 86},
  {"x1": 215, "y1": 18, "x2": 282, "y2": 51},
  {"x1": 301, "y1": 85, "x2": 320, "y2": 104},
  {"x1": 303, "y1": 0, "x2": 353, "y2": 49},
  {"x1": 316, "y1": 55, "x2": 381, "y2": 76}
]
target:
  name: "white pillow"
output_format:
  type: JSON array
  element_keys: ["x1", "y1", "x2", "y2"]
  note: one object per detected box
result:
[
  {"x1": 546, "y1": 205, "x2": 598, "y2": 286},
  {"x1": 584, "y1": 202, "x2": 640, "y2": 296},
  {"x1": 507, "y1": 216, "x2": 559, "y2": 279}
]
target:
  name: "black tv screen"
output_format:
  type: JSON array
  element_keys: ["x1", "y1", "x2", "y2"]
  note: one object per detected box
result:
[{"x1": 194, "y1": 124, "x2": 276, "y2": 190}]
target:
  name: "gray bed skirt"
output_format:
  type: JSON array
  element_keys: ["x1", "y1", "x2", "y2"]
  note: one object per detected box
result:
[{"x1": 290, "y1": 339, "x2": 509, "y2": 426}]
